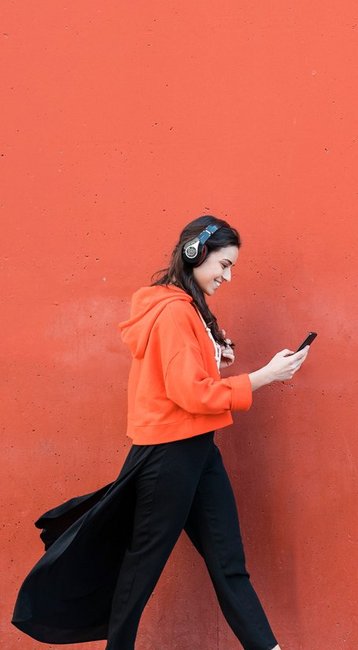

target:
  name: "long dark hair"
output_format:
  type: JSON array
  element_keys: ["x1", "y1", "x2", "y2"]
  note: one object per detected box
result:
[{"x1": 151, "y1": 215, "x2": 241, "y2": 347}]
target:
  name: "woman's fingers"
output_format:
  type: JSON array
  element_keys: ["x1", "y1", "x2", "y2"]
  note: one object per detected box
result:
[
  {"x1": 220, "y1": 349, "x2": 235, "y2": 368},
  {"x1": 222, "y1": 352, "x2": 234, "y2": 360},
  {"x1": 221, "y1": 329, "x2": 232, "y2": 345},
  {"x1": 221, "y1": 339, "x2": 235, "y2": 368},
  {"x1": 221, "y1": 342, "x2": 234, "y2": 355}
]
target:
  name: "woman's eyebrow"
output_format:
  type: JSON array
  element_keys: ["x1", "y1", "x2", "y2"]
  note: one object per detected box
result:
[{"x1": 222, "y1": 258, "x2": 235, "y2": 266}]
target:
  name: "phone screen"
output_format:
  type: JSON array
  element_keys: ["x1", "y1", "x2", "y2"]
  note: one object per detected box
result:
[{"x1": 295, "y1": 331, "x2": 317, "y2": 353}]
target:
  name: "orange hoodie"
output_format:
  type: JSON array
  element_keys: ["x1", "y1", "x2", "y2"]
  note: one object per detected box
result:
[{"x1": 118, "y1": 284, "x2": 252, "y2": 444}]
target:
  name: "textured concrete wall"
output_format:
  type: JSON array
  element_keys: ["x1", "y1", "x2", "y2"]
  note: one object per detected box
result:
[{"x1": 2, "y1": 2, "x2": 357, "y2": 649}]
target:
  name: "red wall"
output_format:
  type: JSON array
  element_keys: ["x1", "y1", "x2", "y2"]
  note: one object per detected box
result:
[{"x1": 2, "y1": 2, "x2": 357, "y2": 648}]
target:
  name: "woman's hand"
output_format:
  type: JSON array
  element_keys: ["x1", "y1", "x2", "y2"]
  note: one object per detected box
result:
[
  {"x1": 219, "y1": 329, "x2": 235, "y2": 369},
  {"x1": 265, "y1": 347, "x2": 309, "y2": 382},
  {"x1": 248, "y1": 346, "x2": 310, "y2": 390}
]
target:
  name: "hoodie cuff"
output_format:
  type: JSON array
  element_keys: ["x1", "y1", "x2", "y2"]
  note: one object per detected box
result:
[{"x1": 222, "y1": 373, "x2": 253, "y2": 411}]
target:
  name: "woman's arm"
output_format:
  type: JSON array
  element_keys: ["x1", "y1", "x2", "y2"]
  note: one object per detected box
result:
[{"x1": 164, "y1": 344, "x2": 253, "y2": 414}]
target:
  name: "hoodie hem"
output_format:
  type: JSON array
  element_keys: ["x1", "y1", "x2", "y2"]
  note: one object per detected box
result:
[{"x1": 126, "y1": 412, "x2": 234, "y2": 445}]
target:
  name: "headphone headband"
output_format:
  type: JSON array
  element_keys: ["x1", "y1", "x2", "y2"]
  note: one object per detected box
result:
[{"x1": 198, "y1": 224, "x2": 220, "y2": 244}]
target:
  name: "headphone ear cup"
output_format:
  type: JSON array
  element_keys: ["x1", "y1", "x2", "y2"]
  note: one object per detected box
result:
[{"x1": 183, "y1": 243, "x2": 198, "y2": 264}]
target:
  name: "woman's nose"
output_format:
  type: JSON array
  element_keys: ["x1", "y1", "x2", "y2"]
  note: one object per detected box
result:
[{"x1": 222, "y1": 266, "x2": 232, "y2": 282}]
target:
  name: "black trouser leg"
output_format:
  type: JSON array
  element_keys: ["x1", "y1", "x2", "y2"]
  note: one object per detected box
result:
[
  {"x1": 105, "y1": 432, "x2": 215, "y2": 650},
  {"x1": 184, "y1": 442, "x2": 278, "y2": 650}
]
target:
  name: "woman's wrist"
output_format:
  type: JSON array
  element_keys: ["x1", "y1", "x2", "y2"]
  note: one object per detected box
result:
[{"x1": 248, "y1": 366, "x2": 273, "y2": 391}]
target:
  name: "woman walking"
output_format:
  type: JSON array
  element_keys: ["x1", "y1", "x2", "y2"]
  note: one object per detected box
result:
[{"x1": 12, "y1": 215, "x2": 309, "y2": 649}]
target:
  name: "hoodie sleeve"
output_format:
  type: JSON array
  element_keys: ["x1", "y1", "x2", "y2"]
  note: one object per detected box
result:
[
  {"x1": 164, "y1": 344, "x2": 252, "y2": 414},
  {"x1": 158, "y1": 301, "x2": 252, "y2": 414}
]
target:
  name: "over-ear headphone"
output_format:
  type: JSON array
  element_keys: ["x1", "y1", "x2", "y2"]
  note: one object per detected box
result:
[{"x1": 182, "y1": 224, "x2": 222, "y2": 266}]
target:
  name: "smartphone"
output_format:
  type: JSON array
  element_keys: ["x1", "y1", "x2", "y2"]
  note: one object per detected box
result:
[{"x1": 293, "y1": 331, "x2": 317, "y2": 354}]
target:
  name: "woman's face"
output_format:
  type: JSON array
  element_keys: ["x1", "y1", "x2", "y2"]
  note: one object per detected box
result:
[{"x1": 192, "y1": 245, "x2": 239, "y2": 296}]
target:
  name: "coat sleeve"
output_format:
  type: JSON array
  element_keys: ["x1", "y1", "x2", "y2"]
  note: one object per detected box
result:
[{"x1": 164, "y1": 343, "x2": 252, "y2": 415}]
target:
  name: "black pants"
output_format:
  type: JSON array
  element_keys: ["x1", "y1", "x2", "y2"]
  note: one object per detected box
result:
[{"x1": 105, "y1": 431, "x2": 278, "y2": 650}]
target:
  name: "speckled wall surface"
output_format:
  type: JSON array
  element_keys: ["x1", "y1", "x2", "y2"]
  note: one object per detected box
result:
[{"x1": 2, "y1": 2, "x2": 357, "y2": 649}]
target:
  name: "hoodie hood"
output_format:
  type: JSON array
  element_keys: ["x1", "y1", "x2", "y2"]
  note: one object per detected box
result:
[{"x1": 118, "y1": 285, "x2": 193, "y2": 358}]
